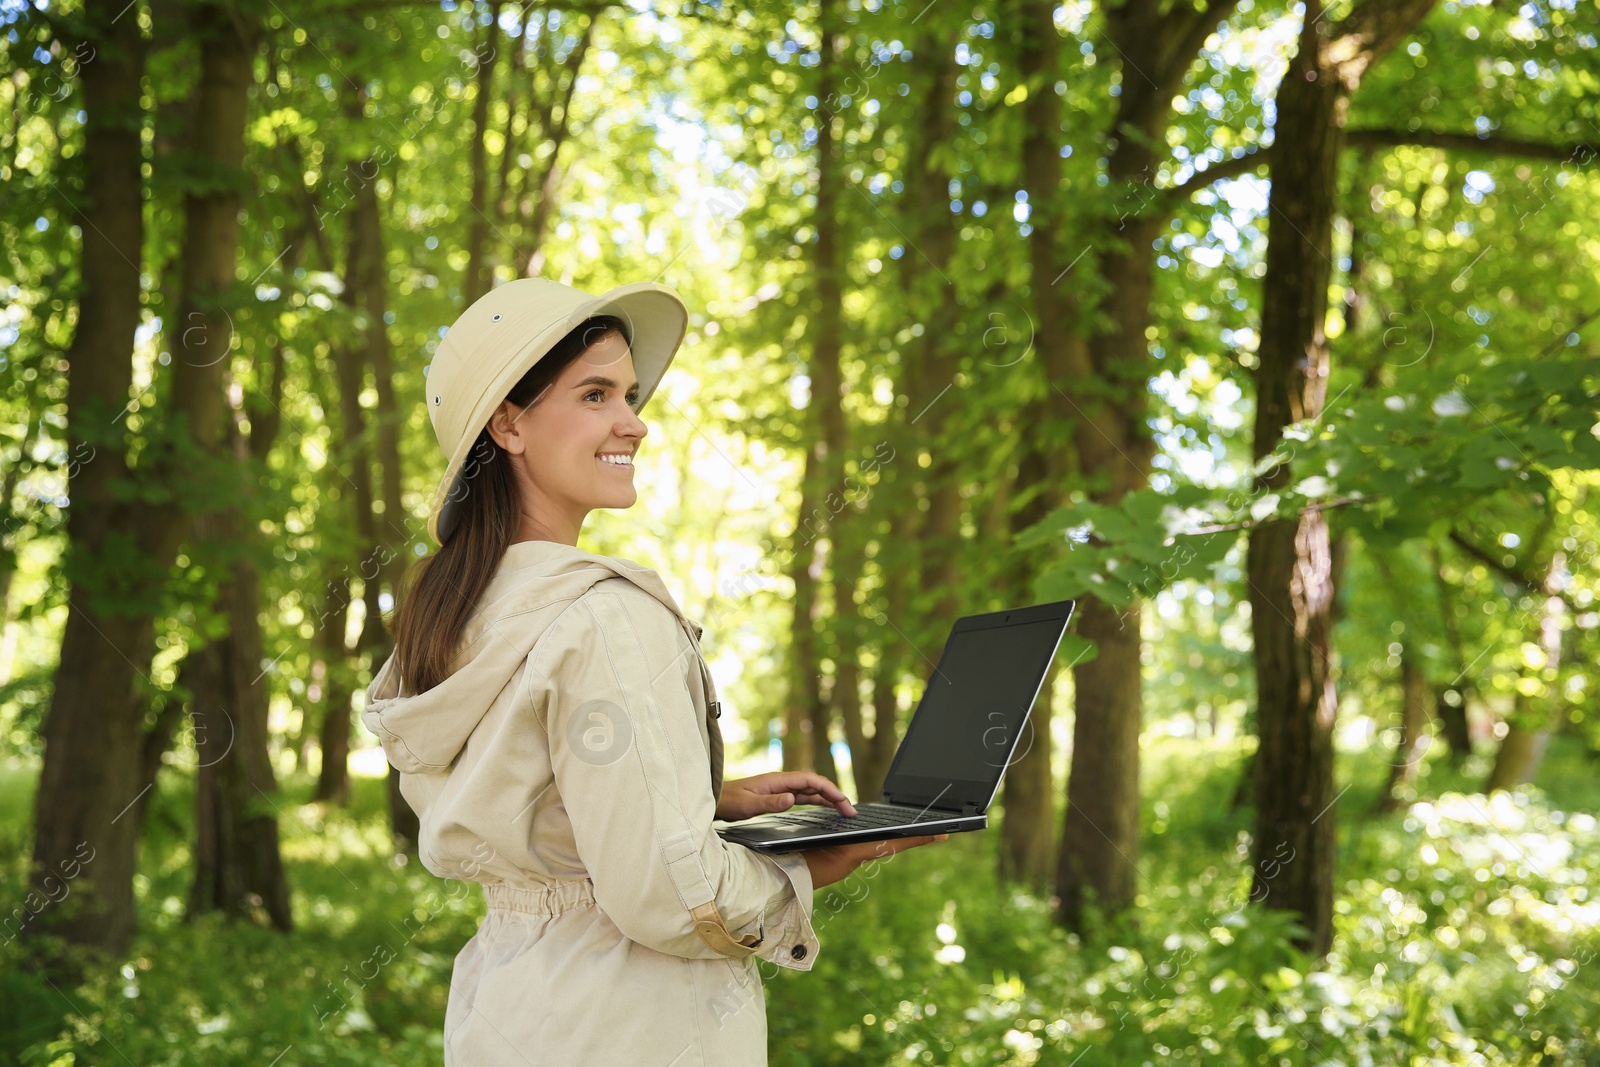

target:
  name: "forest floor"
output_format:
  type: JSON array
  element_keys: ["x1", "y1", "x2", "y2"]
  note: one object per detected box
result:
[{"x1": 1, "y1": 733, "x2": 1596, "y2": 1066}]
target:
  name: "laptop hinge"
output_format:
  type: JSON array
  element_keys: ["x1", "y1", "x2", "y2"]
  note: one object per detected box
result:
[{"x1": 885, "y1": 793, "x2": 977, "y2": 816}]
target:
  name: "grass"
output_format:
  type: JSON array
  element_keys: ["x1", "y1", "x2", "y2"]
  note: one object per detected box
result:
[{"x1": 0, "y1": 733, "x2": 1596, "y2": 1065}]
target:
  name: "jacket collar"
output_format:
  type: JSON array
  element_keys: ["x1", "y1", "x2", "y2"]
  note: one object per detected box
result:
[
  {"x1": 364, "y1": 540, "x2": 724, "y2": 791},
  {"x1": 492, "y1": 539, "x2": 691, "y2": 616}
]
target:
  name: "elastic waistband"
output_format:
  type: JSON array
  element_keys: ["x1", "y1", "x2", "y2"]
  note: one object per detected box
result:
[{"x1": 482, "y1": 878, "x2": 596, "y2": 917}]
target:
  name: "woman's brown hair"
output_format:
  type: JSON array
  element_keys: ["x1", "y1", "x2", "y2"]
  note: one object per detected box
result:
[{"x1": 391, "y1": 314, "x2": 632, "y2": 695}]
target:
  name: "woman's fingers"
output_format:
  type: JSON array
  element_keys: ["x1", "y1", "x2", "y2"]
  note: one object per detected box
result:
[
  {"x1": 803, "y1": 833, "x2": 952, "y2": 886},
  {"x1": 859, "y1": 833, "x2": 949, "y2": 859},
  {"x1": 785, "y1": 775, "x2": 857, "y2": 815},
  {"x1": 904, "y1": 833, "x2": 950, "y2": 848},
  {"x1": 792, "y1": 792, "x2": 854, "y2": 813}
]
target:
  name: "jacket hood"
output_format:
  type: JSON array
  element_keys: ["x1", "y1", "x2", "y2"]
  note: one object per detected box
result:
[{"x1": 363, "y1": 540, "x2": 703, "y2": 774}]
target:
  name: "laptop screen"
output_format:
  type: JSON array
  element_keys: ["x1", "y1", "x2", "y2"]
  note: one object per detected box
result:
[{"x1": 880, "y1": 602, "x2": 1073, "y2": 813}]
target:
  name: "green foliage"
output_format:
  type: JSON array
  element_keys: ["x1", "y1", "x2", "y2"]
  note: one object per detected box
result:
[
  {"x1": 769, "y1": 736, "x2": 1600, "y2": 1066},
  {"x1": 1, "y1": 771, "x2": 470, "y2": 1067},
  {"x1": 1021, "y1": 484, "x2": 1241, "y2": 609},
  {"x1": 2, "y1": 742, "x2": 1595, "y2": 1066},
  {"x1": 1292, "y1": 353, "x2": 1600, "y2": 543},
  {"x1": 2, "y1": 0, "x2": 1599, "y2": 1063}
]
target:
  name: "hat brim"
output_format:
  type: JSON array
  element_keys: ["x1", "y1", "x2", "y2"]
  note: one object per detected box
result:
[{"x1": 427, "y1": 282, "x2": 688, "y2": 545}]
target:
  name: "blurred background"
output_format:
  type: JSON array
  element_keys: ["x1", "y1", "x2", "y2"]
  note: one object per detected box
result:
[{"x1": 1, "y1": 0, "x2": 1598, "y2": 1062}]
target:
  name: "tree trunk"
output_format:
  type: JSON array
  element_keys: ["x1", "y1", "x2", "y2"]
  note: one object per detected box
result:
[
  {"x1": 1485, "y1": 723, "x2": 1551, "y2": 792},
  {"x1": 997, "y1": 672, "x2": 1057, "y2": 893},
  {"x1": 0, "y1": 414, "x2": 41, "y2": 652},
  {"x1": 784, "y1": 439, "x2": 823, "y2": 772},
  {"x1": 1247, "y1": 7, "x2": 1345, "y2": 961},
  {"x1": 997, "y1": 417, "x2": 1060, "y2": 893},
  {"x1": 366, "y1": 211, "x2": 408, "y2": 570},
  {"x1": 461, "y1": 0, "x2": 503, "y2": 306},
  {"x1": 1434, "y1": 691, "x2": 1473, "y2": 760},
  {"x1": 492, "y1": 18, "x2": 528, "y2": 235},
  {"x1": 25, "y1": 0, "x2": 150, "y2": 969},
  {"x1": 1430, "y1": 545, "x2": 1475, "y2": 760},
  {"x1": 513, "y1": 14, "x2": 594, "y2": 279},
  {"x1": 812, "y1": 693, "x2": 840, "y2": 786},
  {"x1": 315, "y1": 118, "x2": 389, "y2": 808},
  {"x1": 26, "y1": 0, "x2": 265, "y2": 967},
  {"x1": 1022, "y1": 0, "x2": 1216, "y2": 927},
  {"x1": 1373, "y1": 646, "x2": 1433, "y2": 812},
  {"x1": 1229, "y1": 752, "x2": 1254, "y2": 813},
  {"x1": 313, "y1": 576, "x2": 354, "y2": 806},
  {"x1": 859, "y1": 438, "x2": 917, "y2": 802},
  {"x1": 1057, "y1": 597, "x2": 1143, "y2": 919},
  {"x1": 1485, "y1": 552, "x2": 1564, "y2": 791},
  {"x1": 1247, "y1": 0, "x2": 1436, "y2": 959},
  {"x1": 382, "y1": 769, "x2": 419, "y2": 856},
  {"x1": 342, "y1": 106, "x2": 419, "y2": 848},
  {"x1": 838, "y1": 18, "x2": 961, "y2": 799},
  {"x1": 899, "y1": 19, "x2": 963, "y2": 637},
  {"x1": 187, "y1": 418, "x2": 292, "y2": 931},
  {"x1": 809, "y1": 0, "x2": 847, "y2": 793},
  {"x1": 172, "y1": 3, "x2": 283, "y2": 928}
]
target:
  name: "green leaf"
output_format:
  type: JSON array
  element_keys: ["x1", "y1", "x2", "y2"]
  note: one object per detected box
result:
[
  {"x1": 1456, "y1": 457, "x2": 1510, "y2": 490},
  {"x1": 1054, "y1": 631, "x2": 1097, "y2": 667}
]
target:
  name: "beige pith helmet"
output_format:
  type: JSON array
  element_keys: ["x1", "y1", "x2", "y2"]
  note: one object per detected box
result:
[{"x1": 424, "y1": 277, "x2": 689, "y2": 545}]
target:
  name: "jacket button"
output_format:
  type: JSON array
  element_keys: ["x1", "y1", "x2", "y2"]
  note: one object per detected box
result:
[{"x1": 791, "y1": 944, "x2": 807, "y2": 960}]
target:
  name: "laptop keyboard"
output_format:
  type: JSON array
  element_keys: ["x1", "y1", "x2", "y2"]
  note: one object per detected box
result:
[{"x1": 768, "y1": 803, "x2": 954, "y2": 833}]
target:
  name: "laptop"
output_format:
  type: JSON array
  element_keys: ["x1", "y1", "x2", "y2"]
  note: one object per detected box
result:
[{"x1": 714, "y1": 598, "x2": 1075, "y2": 855}]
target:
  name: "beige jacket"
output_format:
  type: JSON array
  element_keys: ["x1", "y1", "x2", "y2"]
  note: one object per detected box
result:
[{"x1": 362, "y1": 540, "x2": 819, "y2": 1066}]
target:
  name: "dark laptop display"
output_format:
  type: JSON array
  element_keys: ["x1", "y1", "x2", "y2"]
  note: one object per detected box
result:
[{"x1": 715, "y1": 598, "x2": 1075, "y2": 854}]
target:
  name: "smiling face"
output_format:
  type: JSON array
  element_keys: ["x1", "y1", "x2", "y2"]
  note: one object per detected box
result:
[{"x1": 485, "y1": 329, "x2": 648, "y2": 546}]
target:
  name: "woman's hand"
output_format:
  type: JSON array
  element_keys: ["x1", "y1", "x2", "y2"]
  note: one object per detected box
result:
[
  {"x1": 715, "y1": 771, "x2": 857, "y2": 822},
  {"x1": 800, "y1": 834, "x2": 951, "y2": 890}
]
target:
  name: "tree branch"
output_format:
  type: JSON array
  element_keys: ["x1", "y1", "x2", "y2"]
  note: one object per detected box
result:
[
  {"x1": 1164, "y1": 496, "x2": 1366, "y2": 540},
  {"x1": 1327, "y1": 0, "x2": 1441, "y2": 84},
  {"x1": 1164, "y1": 147, "x2": 1271, "y2": 203},
  {"x1": 1155, "y1": 0, "x2": 1244, "y2": 97},
  {"x1": 316, "y1": 0, "x2": 622, "y2": 15},
  {"x1": 1161, "y1": 126, "x2": 1600, "y2": 210},
  {"x1": 1346, "y1": 127, "x2": 1600, "y2": 162},
  {"x1": 1448, "y1": 528, "x2": 1584, "y2": 616},
  {"x1": 1449, "y1": 529, "x2": 1537, "y2": 588}
]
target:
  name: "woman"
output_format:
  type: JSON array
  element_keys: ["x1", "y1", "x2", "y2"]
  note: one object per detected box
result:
[{"x1": 363, "y1": 277, "x2": 948, "y2": 1066}]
